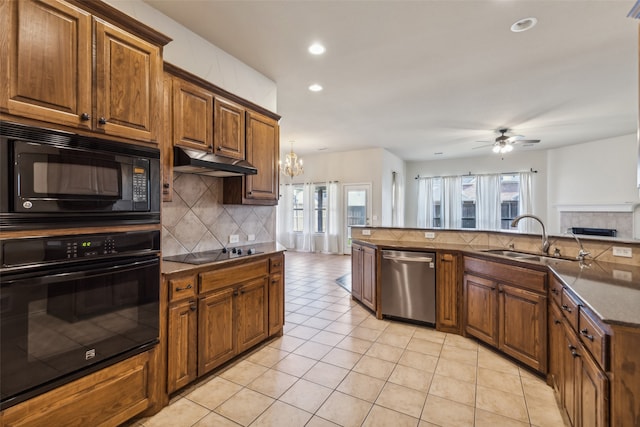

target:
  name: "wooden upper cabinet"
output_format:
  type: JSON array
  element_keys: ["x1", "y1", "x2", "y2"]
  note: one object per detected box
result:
[
  {"x1": 245, "y1": 110, "x2": 279, "y2": 202},
  {"x1": 172, "y1": 77, "x2": 214, "y2": 152},
  {"x1": 0, "y1": 0, "x2": 168, "y2": 143},
  {"x1": 214, "y1": 97, "x2": 245, "y2": 159},
  {"x1": 0, "y1": 0, "x2": 92, "y2": 128},
  {"x1": 94, "y1": 18, "x2": 162, "y2": 142}
]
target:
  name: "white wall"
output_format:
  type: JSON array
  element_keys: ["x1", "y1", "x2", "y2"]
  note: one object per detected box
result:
[
  {"x1": 104, "y1": 0, "x2": 277, "y2": 111},
  {"x1": 404, "y1": 151, "x2": 548, "y2": 228},
  {"x1": 380, "y1": 150, "x2": 406, "y2": 227}
]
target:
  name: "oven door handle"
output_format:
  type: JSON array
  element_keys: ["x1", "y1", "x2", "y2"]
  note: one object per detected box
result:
[{"x1": 1, "y1": 257, "x2": 159, "y2": 286}]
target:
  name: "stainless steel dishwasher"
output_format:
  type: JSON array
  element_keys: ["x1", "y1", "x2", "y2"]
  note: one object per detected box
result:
[{"x1": 381, "y1": 250, "x2": 436, "y2": 324}]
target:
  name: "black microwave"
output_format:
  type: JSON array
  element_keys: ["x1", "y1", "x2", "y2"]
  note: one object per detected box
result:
[{"x1": 0, "y1": 121, "x2": 160, "y2": 229}]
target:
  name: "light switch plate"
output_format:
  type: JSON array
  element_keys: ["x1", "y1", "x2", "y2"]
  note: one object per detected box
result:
[
  {"x1": 362, "y1": 229, "x2": 371, "y2": 236},
  {"x1": 425, "y1": 232, "x2": 436, "y2": 239},
  {"x1": 248, "y1": 234, "x2": 256, "y2": 241},
  {"x1": 229, "y1": 234, "x2": 239, "y2": 244},
  {"x1": 612, "y1": 246, "x2": 632, "y2": 258}
]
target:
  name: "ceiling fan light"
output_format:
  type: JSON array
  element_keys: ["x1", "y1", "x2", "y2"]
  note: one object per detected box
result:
[
  {"x1": 504, "y1": 144, "x2": 514, "y2": 153},
  {"x1": 492, "y1": 145, "x2": 501, "y2": 153}
]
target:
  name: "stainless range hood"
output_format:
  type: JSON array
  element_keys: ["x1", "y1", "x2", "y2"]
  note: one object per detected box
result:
[{"x1": 173, "y1": 147, "x2": 257, "y2": 177}]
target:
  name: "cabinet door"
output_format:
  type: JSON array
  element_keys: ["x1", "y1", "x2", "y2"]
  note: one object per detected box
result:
[
  {"x1": 198, "y1": 288, "x2": 236, "y2": 375},
  {"x1": 361, "y1": 246, "x2": 377, "y2": 312},
  {"x1": 0, "y1": 0, "x2": 92, "y2": 128},
  {"x1": 214, "y1": 97, "x2": 245, "y2": 159},
  {"x1": 173, "y1": 78, "x2": 214, "y2": 152},
  {"x1": 562, "y1": 321, "x2": 580, "y2": 427},
  {"x1": 236, "y1": 277, "x2": 269, "y2": 353},
  {"x1": 499, "y1": 284, "x2": 547, "y2": 372},
  {"x1": 464, "y1": 274, "x2": 498, "y2": 347},
  {"x1": 268, "y1": 272, "x2": 284, "y2": 336},
  {"x1": 167, "y1": 299, "x2": 197, "y2": 393},
  {"x1": 94, "y1": 18, "x2": 161, "y2": 142},
  {"x1": 245, "y1": 110, "x2": 279, "y2": 202},
  {"x1": 437, "y1": 252, "x2": 460, "y2": 333},
  {"x1": 548, "y1": 302, "x2": 564, "y2": 395},
  {"x1": 578, "y1": 348, "x2": 609, "y2": 427},
  {"x1": 351, "y1": 244, "x2": 364, "y2": 300}
]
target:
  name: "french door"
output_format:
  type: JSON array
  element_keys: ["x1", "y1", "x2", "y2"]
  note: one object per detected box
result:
[{"x1": 343, "y1": 183, "x2": 371, "y2": 254}]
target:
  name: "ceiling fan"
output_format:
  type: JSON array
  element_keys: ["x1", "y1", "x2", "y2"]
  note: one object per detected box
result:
[{"x1": 475, "y1": 129, "x2": 541, "y2": 154}]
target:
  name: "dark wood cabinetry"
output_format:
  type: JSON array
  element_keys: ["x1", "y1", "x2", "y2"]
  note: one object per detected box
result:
[
  {"x1": 436, "y1": 252, "x2": 461, "y2": 333},
  {"x1": 351, "y1": 243, "x2": 377, "y2": 313},
  {"x1": 198, "y1": 287, "x2": 236, "y2": 375},
  {"x1": 1, "y1": 0, "x2": 168, "y2": 143},
  {"x1": 463, "y1": 256, "x2": 547, "y2": 372},
  {"x1": 214, "y1": 97, "x2": 246, "y2": 159},
  {"x1": 171, "y1": 77, "x2": 214, "y2": 152},
  {"x1": 268, "y1": 256, "x2": 285, "y2": 336}
]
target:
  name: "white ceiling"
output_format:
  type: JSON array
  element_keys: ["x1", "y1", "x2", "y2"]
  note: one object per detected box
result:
[{"x1": 144, "y1": 0, "x2": 638, "y2": 161}]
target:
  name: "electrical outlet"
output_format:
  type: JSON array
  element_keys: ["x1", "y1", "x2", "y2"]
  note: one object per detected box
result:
[
  {"x1": 612, "y1": 246, "x2": 632, "y2": 258},
  {"x1": 425, "y1": 232, "x2": 436, "y2": 239},
  {"x1": 362, "y1": 229, "x2": 371, "y2": 236},
  {"x1": 613, "y1": 269, "x2": 633, "y2": 281},
  {"x1": 229, "y1": 234, "x2": 239, "y2": 244},
  {"x1": 248, "y1": 234, "x2": 256, "y2": 241}
]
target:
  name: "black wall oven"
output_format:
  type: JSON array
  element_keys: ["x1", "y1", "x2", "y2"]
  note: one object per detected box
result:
[
  {"x1": 0, "y1": 121, "x2": 160, "y2": 230},
  {"x1": 0, "y1": 230, "x2": 160, "y2": 410}
]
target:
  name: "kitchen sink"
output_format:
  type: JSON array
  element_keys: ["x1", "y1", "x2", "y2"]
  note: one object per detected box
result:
[{"x1": 482, "y1": 249, "x2": 575, "y2": 262}]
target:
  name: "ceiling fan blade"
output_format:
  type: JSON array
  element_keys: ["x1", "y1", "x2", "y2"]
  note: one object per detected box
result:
[
  {"x1": 472, "y1": 144, "x2": 493, "y2": 150},
  {"x1": 512, "y1": 139, "x2": 541, "y2": 144},
  {"x1": 507, "y1": 135, "x2": 525, "y2": 142}
]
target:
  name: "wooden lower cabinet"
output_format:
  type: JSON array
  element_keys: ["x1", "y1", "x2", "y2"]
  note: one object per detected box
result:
[
  {"x1": 548, "y1": 301, "x2": 564, "y2": 394},
  {"x1": 351, "y1": 243, "x2": 377, "y2": 313},
  {"x1": 351, "y1": 244, "x2": 364, "y2": 301},
  {"x1": 436, "y1": 252, "x2": 460, "y2": 333},
  {"x1": 268, "y1": 272, "x2": 284, "y2": 336},
  {"x1": 198, "y1": 288, "x2": 236, "y2": 376},
  {"x1": 236, "y1": 277, "x2": 269, "y2": 353},
  {"x1": 463, "y1": 273, "x2": 499, "y2": 347},
  {"x1": 167, "y1": 299, "x2": 198, "y2": 392}
]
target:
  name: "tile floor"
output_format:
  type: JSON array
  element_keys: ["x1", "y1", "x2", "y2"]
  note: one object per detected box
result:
[{"x1": 131, "y1": 252, "x2": 568, "y2": 427}]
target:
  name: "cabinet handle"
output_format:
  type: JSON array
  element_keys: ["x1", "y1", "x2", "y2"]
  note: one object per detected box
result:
[
  {"x1": 554, "y1": 319, "x2": 561, "y2": 325},
  {"x1": 163, "y1": 183, "x2": 170, "y2": 189},
  {"x1": 248, "y1": 191, "x2": 253, "y2": 195},
  {"x1": 189, "y1": 301, "x2": 197, "y2": 311},
  {"x1": 216, "y1": 146, "x2": 221, "y2": 150},
  {"x1": 551, "y1": 288, "x2": 559, "y2": 295},
  {"x1": 571, "y1": 349, "x2": 581, "y2": 358},
  {"x1": 271, "y1": 279, "x2": 278, "y2": 283},
  {"x1": 80, "y1": 112, "x2": 91, "y2": 121},
  {"x1": 176, "y1": 284, "x2": 192, "y2": 292},
  {"x1": 580, "y1": 328, "x2": 594, "y2": 341},
  {"x1": 568, "y1": 344, "x2": 576, "y2": 351},
  {"x1": 98, "y1": 117, "x2": 107, "y2": 125},
  {"x1": 561, "y1": 304, "x2": 572, "y2": 313},
  {"x1": 240, "y1": 289, "x2": 245, "y2": 294},
  {"x1": 233, "y1": 289, "x2": 239, "y2": 297}
]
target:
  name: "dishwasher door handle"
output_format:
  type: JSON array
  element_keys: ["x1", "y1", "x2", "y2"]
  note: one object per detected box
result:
[{"x1": 382, "y1": 255, "x2": 433, "y2": 263}]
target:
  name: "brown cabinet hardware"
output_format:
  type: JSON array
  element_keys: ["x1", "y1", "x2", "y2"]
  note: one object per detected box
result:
[
  {"x1": 189, "y1": 301, "x2": 197, "y2": 311},
  {"x1": 80, "y1": 112, "x2": 91, "y2": 121},
  {"x1": 176, "y1": 284, "x2": 193, "y2": 292},
  {"x1": 98, "y1": 117, "x2": 107, "y2": 125},
  {"x1": 562, "y1": 304, "x2": 572, "y2": 312},
  {"x1": 580, "y1": 328, "x2": 594, "y2": 341}
]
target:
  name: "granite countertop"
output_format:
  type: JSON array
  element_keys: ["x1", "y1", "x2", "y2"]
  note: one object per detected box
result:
[
  {"x1": 354, "y1": 238, "x2": 640, "y2": 328},
  {"x1": 162, "y1": 242, "x2": 286, "y2": 275}
]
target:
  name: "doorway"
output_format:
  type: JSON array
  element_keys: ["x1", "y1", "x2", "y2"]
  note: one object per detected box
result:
[{"x1": 343, "y1": 183, "x2": 372, "y2": 254}]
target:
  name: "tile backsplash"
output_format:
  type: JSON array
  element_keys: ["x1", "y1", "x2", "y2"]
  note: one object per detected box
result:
[
  {"x1": 162, "y1": 173, "x2": 276, "y2": 256},
  {"x1": 560, "y1": 211, "x2": 632, "y2": 239}
]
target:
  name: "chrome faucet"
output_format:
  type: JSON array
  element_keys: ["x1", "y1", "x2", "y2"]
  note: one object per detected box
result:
[
  {"x1": 566, "y1": 230, "x2": 590, "y2": 261},
  {"x1": 511, "y1": 214, "x2": 550, "y2": 255}
]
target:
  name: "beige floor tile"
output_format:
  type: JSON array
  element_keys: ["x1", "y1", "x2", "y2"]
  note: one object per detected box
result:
[
  {"x1": 406, "y1": 337, "x2": 443, "y2": 357},
  {"x1": 421, "y1": 395, "x2": 475, "y2": 427},
  {"x1": 388, "y1": 364, "x2": 433, "y2": 392},
  {"x1": 476, "y1": 384, "x2": 529, "y2": 423},
  {"x1": 287, "y1": 312, "x2": 312, "y2": 324},
  {"x1": 428, "y1": 374, "x2": 476, "y2": 406},
  {"x1": 418, "y1": 421, "x2": 440, "y2": 427},
  {"x1": 435, "y1": 358, "x2": 477, "y2": 383},
  {"x1": 273, "y1": 353, "x2": 317, "y2": 377},
  {"x1": 336, "y1": 371, "x2": 386, "y2": 402},
  {"x1": 292, "y1": 340, "x2": 333, "y2": 360},
  {"x1": 219, "y1": 360, "x2": 269, "y2": 386},
  {"x1": 305, "y1": 416, "x2": 341, "y2": 427},
  {"x1": 353, "y1": 355, "x2": 396, "y2": 380},
  {"x1": 336, "y1": 335, "x2": 374, "y2": 354},
  {"x1": 143, "y1": 398, "x2": 210, "y2": 427},
  {"x1": 268, "y1": 335, "x2": 307, "y2": 352},
  {"x1": 522, "y1": 376, "x2": 558, "y2": 405},
  {"x1": 326, "y1": 303, "x2": 351, "y2": 313},
  {"x1": 192, "y1": 412, "x2": 241, "y2": 427},
  {"x1": 250, "y1": 401, "x2": 312, "y2": 427},
  {"x1": 376, "y1": 331, "x2": 412, "y2": 348},
  {"x1": 316, "y1": 391, "x2": 373, "y2": 427},
  {"x1": 526, "y1": 394, "x2": 569, "y2": 427},
  {"x1": 444, "y1": 334, "x2": 479, "y2": 350},
  {"x1": 279, "y1": 378, "x2": 333, "y2": 413},
  {"x1": 375, "y1": 382, "x2": 427, "y2": 418},
  {"x1": 315, "y1": 309, "x2": 345, "y2": 321},
  {"x1": 397, "y1": 350, "x2": 439, "y2": 372},
  {"x1": 310, "y1": 330, "x2": 347, "y2": 346},
  {"x1": 412, "y1": 328, "x2": 447, "y2": 344},
  {"x1": 321, "y1": 347, "x2": 363, "y2": 369},
  {"x1": 477, "y1": 347, "x2": 520, "y2": 375},
  {"x1": 362, "y1": 404, "x2": 420, "y2": 427},
  {"x1": 383, "y1": 322, "x2": 417, "y2": 337},
  {"x1": 475, "y1": 408, "x2": 530, "y2": 427},
  {"x1": 247, "y1": 368, "x2": 298, "y2": 398},
  {"x1": 296, "y1": 306, "x2": 323, "y2": 316},
  {"x1": 303, "y1": 361, "x2": 350, "y2": 388},
  {"x1": 214, "y1": 388, "x2": 274, "y2": 426},
  {"x1": 359, "y1": 317, "x2": 390, "y2": 331},
  {"x1": 185, "y1": 377, "x2": 243, "y2": 410},
  {"x1": 303, "y1": 316, "x2": 334, "y2": 330},
  {"x1": 350, "y1": 325, "x2": 384, "y2": 341},
  {"x1": 287, "y1": 325, "x2": 322, "y2": 340},
  {"x1": 246, "y1": 345, "x2": 289, "y2": 368},
  {"x1": 439, "y1": 345, "x2": 478, "y2": 366},
  {"x1": 477, "y1": 367, "x2": 524, "y2": 396},
  {"x1": 323, "y1": 320, "x2": 357, "y2": 335},
  {"x1": 365, "y1": 342, "x2": 405, "y2": 362}
]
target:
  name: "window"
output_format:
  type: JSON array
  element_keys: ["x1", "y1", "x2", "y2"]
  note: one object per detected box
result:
[
  {"x1": 314, "y1": 185, "x2": 327, "y2": 233},
  {"x1": 292, "y1": 185, "x2": 304, "y2": 232},
  {"x1": 433, "y1": 178, "x2": 442, "y2": 228},
  {"x1": 461, "y1": 176, "x2": 477, "y2": 228},
  {"x1": 500, "y1": 174, "x2": 520, "y2": 229}
]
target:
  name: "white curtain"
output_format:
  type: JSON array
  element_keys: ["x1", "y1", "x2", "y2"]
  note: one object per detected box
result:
[
  {"x1": 318, "y1": 181, "x2": 341, "y2": 253},
  {"x1": 276, "y1": 184, "x2": 295, "y2": 247},
  {"x1": 442, "y1": 176, "x2": 462, "y2": 228},
  {"x1": 518, "y1": 172, "x2": 533, "y2": 232},
  {"x1": 477, "y1": 174, "x2": 501, "y2": 230},
  {"x1": 417, "y1": 177, "x2": 434, "y2": 228}
]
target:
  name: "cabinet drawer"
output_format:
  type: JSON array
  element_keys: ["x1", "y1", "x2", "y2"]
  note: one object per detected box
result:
[
  {"x1": 464, "y1": 256, "x2": 546, "y2": 293},
  {"x1": 578, "y1": 308, "x2": 608, "y2": 370},
  {"x1": 270, "y1": 255, "x2": 284, "y2": 273},
  {"x1": 200, "y1": 259, "x2": 269, "y2": 293},
  {"x1": 549, "y1": 275, "x2": 563, "y2": 307},
  {"x1": 169, "y1": 275, "x2": 197, "y2": 302},
  {"x1": 560, "y1": 289, "x2": 580, "y2": 332}
]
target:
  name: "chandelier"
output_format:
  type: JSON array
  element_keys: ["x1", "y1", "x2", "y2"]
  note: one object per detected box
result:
[{"x1": 280, "y1": 142, "x2": 304, "y2": 177}]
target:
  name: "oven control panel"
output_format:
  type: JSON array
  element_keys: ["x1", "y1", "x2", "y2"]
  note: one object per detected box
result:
[{"x1": 1, "y1": 230, "x2": 160, "y2": 268}]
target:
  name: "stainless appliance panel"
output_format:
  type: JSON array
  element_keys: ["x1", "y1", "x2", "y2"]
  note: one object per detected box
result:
[{"x1": 381, "y1": 250, "x2": 436, "y2": 324}]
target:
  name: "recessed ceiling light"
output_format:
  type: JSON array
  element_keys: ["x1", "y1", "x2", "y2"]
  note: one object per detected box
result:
[
  {"x1": 308, "y1": 43, "x2": 325, "y2": 55},
  {"x1": 309, "y1": 84, "x2": 323, "y2": 92},
  {"x1": 511, "y1": 17, "x2": 537, "y2": 32},
  {"x1": 434, "y1": 152, "x2": 443, "y2": 155}
]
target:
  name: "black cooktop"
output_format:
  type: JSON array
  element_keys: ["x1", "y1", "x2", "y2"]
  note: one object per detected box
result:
[{"x1": 163, "y1": 247, "x2": 262, "y2": 265}]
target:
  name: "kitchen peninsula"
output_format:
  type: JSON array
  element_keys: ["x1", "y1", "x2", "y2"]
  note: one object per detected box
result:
[{"x1": 351, "y1": 226, "x2": 640, "y2": 426}]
